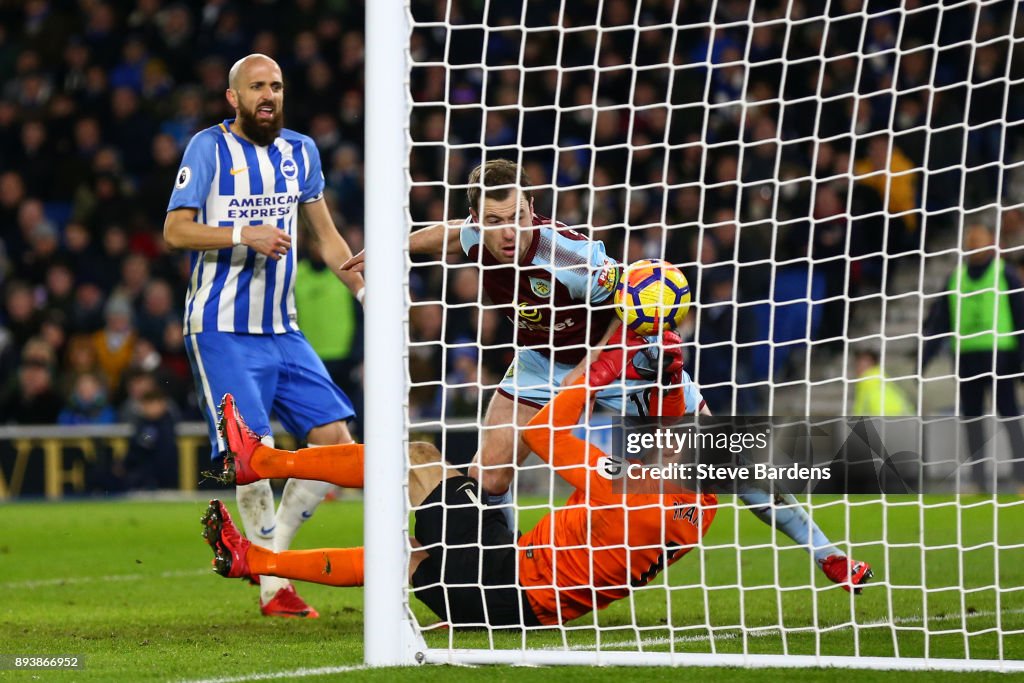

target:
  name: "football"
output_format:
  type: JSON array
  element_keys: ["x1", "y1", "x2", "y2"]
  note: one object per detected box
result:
[{"x1": 614, "y1": 259, "x2": 691, "y2": 334}]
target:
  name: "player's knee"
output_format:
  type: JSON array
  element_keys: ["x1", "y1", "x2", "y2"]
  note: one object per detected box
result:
[
  {"x1": 306, "y1": 421, "x2": 352, "y2": 445},
  {"x1": 409, "y1": 441, "x2": 442, "y2": 466},
  {"x1": 479, "y1": 466, "x2": 513, "y2": 496}
]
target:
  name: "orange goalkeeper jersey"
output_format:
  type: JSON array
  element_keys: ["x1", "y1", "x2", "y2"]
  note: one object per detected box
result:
[{"x1": 517, "y1": 380, "x2": 717, "y2": 625}]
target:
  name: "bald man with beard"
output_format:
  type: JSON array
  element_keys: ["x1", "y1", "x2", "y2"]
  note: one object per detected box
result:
[{"x1": 164, "y1": 54, "x2": 365, "y2": 617}]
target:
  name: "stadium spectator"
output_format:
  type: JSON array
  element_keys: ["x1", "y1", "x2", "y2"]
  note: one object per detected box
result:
[
  {"x1": 851, "y1": 348, "x2": 914, "y2": 416},
  {"x1": 138, "y1": 133, "x2": 185, "y2": 219},
  {"x1": 922, "y1": 224, "x2": 1024, "y2": 489},
  {"x1": 811, "y1": 183, "x2": 853, "y2": 352},
  {"x1": 43, "y1": 262, "x2": 75, "y2": 321},
  {"x1": 118, "y1": 387, "x2": 180, "y2": 491},
  {"x1": 38, "y1": 309, "x2": 67, "y2": 365},
  {"x1": 91, "y1": 295, "x2": 137, "y2": 394},
  {"x1": 118, "y1": 368, "x2": 159, "y2": 423},
  {"x1": 69, "y1": 281, "x2": 106, "y2": 335},
  {"x1": 0, "y1": 337, "x2": 62, "y2": 424},
  {"x1": 61, "y1": 222, "x2": 102, "y2": 288},
  {"x1": 854, "y1": 135, "x2": 921, "y2": 261},
  {"x1": 15, "y1": 119, "x2": 52, "y2": 199},
  {"x1": 57, "y1": 370, "x2": 117, "y2": 425},
  {"x1": 3, "y1": 280, "x2": 41, "y2": 352},
  {"x1": 158, "y1": 320, "x2": 193, "y2": 412},
  {"x1": 694, "y1": 266, "x2": 758, "y2": 414},
  {"x1": 408, "y1": 302, "x2": 444, "y2": 420},
  {"x1": 135, "y1": 279, "x2": 177, "y2": 349},
  {"x1": 62, "y1": 333, "x2": 101, "y2": 393},
  {"x1": 0, "y1": 326, "x2": 15, "y2": 386},
  {"x1": 433, "y1": 343, "x2": 486, "y2": 419},
  {"x1": 112, "y1": 252, "x2": 150, "y2": 310}
]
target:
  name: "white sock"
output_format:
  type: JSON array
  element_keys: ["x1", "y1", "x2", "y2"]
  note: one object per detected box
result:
[
  {"x1": 235, "y1": 479, "x2": 290, "y2": 602},
  {"x1": 272, "y1": 443, "x2": 336, "y2": 553}
]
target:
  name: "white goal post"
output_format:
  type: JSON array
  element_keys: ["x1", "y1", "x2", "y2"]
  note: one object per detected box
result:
[
  {"x1": 363, "y1": 0, "x2": 426, "y2": 667},
  {"x1": 364, "y1": 0, "x2": 1024, "y2": 671}
]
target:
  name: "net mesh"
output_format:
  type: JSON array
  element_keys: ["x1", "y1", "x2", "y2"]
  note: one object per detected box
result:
[{"x1": 400, "y1": 0, "x2": 1024, "y2": 667}]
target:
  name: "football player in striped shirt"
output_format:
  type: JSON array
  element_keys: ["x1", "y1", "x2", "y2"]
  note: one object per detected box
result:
[{"x1": 164, "y1": 54, "x2": 364, "y2": 618}]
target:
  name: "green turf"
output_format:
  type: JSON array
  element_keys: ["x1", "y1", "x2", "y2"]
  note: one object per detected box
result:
[{"x1": 1, "y1": 496, "x2": 1022, "y2": 681}]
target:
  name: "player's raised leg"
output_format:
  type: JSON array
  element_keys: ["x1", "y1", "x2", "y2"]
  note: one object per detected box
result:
[
  {"x1": 274, "y1": 419, "x2": 352, "y2": 557},
  {"x1": 734, "y1": 479, "x2": 873, "y2": 592},
  {"x1": 203, "y1": 441, "x2": 452, "y2": 591},
  {"x1": 202, "y1": 499, "x2": 363, "y2": 592},
  {"x1": 219, "y1": 393, "x2": 364, "y2": 486},
  {"x1": 219, "y1": 399, "x2": 448, "y2": 506}
]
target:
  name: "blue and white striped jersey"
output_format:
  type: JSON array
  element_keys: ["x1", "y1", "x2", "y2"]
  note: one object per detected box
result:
[{"x1": 168, "y1": 119, "x2": 325, "y2": 335}]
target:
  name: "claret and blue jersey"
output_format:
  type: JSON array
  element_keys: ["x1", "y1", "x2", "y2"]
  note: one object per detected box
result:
[
  {"x1": 460, "y1": 214, "x2": 705, "y2": 416},
  {"x1": 168, "y1": 120, "x2": 325, "y2": 336},
  {"x1": 460, "y1": 214, "x2": 620, "y2": 366}
]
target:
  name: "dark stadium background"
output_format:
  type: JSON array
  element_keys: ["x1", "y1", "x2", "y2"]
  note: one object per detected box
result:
[{"x1": 0, "y1": 0, "x2": 1021, "y2": 494}]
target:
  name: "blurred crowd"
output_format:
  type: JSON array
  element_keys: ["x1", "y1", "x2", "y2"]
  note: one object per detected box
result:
[
  {"x1": 1, "y1": 0, "x2": 1023, "y2": 435},
  {"x1": 406, "y1": 0, "x2": 1024, "y2": 417},
  {"x1": 0, "y1": 0, "x2": 367, "y2": 431}
]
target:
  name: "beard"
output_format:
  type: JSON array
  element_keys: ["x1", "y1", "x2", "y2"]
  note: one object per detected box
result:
[{"x1": 237, "y1": 99, "x2": 283, "y2": 146}]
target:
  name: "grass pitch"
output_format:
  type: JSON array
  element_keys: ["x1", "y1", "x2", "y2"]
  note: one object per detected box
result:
[{"x1": 1, "y1": 495, "x2": 1022, "y2": 681}]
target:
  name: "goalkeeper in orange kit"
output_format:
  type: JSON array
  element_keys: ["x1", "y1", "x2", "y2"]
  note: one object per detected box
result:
[{"x1": 201, "y1": 328, "x2": 716, "y2": 626}]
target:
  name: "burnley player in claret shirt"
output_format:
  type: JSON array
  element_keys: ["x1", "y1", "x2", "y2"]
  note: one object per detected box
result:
[{"x1": 342, "y1": 159, "x2": 705, "y2": 525}]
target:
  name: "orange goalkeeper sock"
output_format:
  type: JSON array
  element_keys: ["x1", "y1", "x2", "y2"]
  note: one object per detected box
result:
[
  {"x1": 250, "y1": 443, "x2": 364, "y2": 487},
  {"x1": 247, "y1": 545, "x2": 365, "y2": 587}
]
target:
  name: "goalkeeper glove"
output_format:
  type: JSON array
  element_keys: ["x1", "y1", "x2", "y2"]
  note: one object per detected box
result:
[{"x1": 588, "y1": 325, "x2": 683, "y2": 387}]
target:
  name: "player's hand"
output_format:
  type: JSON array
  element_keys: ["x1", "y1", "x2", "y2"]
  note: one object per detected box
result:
[
  {"x1": 588, "y1": 326, "x2": 683, "y2": 387},
  {"x1": 340, "y1": 250, "x2": 366, "y2": 272},
  {"x1": 242, "y1": 225, "x2": 292, "y2": 260},
  {"x1": 586, "y1": 326, "x2": 649, "y2": 386},
  {"x1": 631, "y1": 329, "x2": 684, "y2": 384}
]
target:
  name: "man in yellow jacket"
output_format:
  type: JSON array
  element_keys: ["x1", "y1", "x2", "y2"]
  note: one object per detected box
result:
[{"x1": 852, "y1": 348, "x2": 914, "y2": 416}]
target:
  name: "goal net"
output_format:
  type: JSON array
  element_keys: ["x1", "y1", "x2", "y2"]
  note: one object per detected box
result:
[{"x1": 363, "y1": 0, "x2": 1024, "y2": 671}]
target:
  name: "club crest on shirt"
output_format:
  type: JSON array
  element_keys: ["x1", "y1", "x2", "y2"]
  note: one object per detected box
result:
[
  {"x1": 529, "y1": 276, "x2": 552, "y2": 298},
  {"x1": 597, "y1": 260, "x2": 620, "y2": 293},
  {"x1": 280, "y1": 157, "x2": 298, "y2": 181}
]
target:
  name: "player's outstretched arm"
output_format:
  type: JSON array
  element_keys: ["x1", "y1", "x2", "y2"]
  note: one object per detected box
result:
[
  {"x1": 523, "y1": 379, "x2": 595, "y2": 491},
  {"x1": 163, "y1": 208, "x2": 292, "y2": 260},
  {"x1": 299, "y1": 198, "x2": 366, "y2": 300},
  {"x1": 342, "y1": 219, "x2": 464, "y2": 273},
  {"x1": 525, "y1": 328, "x2": 685, "y2": 489}
]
